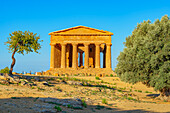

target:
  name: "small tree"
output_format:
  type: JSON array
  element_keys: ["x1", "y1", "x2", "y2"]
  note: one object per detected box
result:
[
  {"x1": 5, "y1": 31, "x2": 42, "y2": 75},
  {"x1": 115, "y1": 15, "x2": 170, "y2": 98},
  {"x1": 0, "y1": 67, "x2": 9, "y2": 74}
]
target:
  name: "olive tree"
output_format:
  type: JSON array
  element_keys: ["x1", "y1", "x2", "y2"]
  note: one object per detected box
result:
[
  {"x1": 115, "y1": 15, "x2": 170, "y2": 98},
  {"x1": 5, "y1": 31, "x2": 42, "y2": 75}
]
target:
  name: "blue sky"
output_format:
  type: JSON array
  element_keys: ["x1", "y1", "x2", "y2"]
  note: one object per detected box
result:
[{"x1": 0, "y1": 0, "x2": 169, "y2": 73}]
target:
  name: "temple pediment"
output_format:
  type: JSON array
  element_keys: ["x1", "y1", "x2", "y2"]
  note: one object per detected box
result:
[{"x1": 49, "y1": 26, "x2": 113, "y2": 36}]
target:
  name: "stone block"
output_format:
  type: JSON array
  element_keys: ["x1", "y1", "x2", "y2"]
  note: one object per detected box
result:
[
  {"x1": 36, "y1": 72, "x2": 42, "y2": 75},
  {"x1": 54, "y1": 73, "x2": 59, "y2": 76},
  {"x1": 12, "y1": 72, "x2": 17, "y2": 75}
]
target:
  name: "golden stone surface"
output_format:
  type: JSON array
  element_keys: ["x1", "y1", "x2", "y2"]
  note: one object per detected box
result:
[{"x1": 47, "y1": 26, "x2": 114, "y2": 75}]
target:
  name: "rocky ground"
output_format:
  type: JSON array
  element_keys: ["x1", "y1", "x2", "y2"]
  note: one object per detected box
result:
[{"x1": 0, "y1": 74, "x2": 170, "y2": 113}]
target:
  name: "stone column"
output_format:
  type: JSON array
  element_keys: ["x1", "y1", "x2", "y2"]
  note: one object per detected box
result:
[
  {"x1": 61, "y1": 43, "x2": 66, "y2": 68},
  {"x1": 72, "y1": 43, "x2": 77, "y2": 69},
  {"x1": 50, "y1": 43, "x2": 56, "y2": 69},
  {"x1": 103, "y1": 46, "x2": 106, "y2": 68},
  {"x1": 106, "y1": 43, "x2": 112, "y2": 69},
  {"x1": 95, "y1": 43, "x2": 100, "y2": 68},
  {"x1": 77, "y1": 52, "x2": 79, "y2": 67},
  {"x1": 79, "y1": 51, "x2": 83, "y2": 67},
  {"x1": 84, "y1": 43, "x2": 89, "y2": 68}
]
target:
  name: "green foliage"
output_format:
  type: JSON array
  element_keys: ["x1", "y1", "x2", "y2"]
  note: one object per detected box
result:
[
  {"x1": 54, "y1": 106, "x2": 62, "y2": 111},
  {"x1": 67, "y1": 104, "x2": 72, "y2": 108},
  {"x1": 56, "y1": 86, "x2": 62, "y2": 92},
  {"x1": 5, "y1": 31, "x2": 42, "y2": 74},
  {"x1": 11, "y1": 97, "x2": 20, "y2": 99},
  {"x1": 102, "y1": 98, "x2": 108, "y2": 104},
  {"x1": 110, "y1": 74, "x2": 113, "y2": 77},
  {"x1": 137, "y1": 90, "x2": 142, "y2": 93},
  {"x1": 5, "y1": 31, "x2": 42, "y2": 55},
  {"x1": 95, "y1": 105, "x2": 105, "y2": 110},
  {"x1": 81, "y1": 99, "x2": 87, "y2": 108},
  {"x1": 145, "y1": 91, "x2": 152, "y2": 93},
  {"x1": 0, "y1": 67, "x2": 9, "y2": 74},
  {"x1": 33, "y1": 97, "x2": 39, "y2": 102},
  {"x1": 95, "y1": 76, "x2": 100, "y2": 80},
  {"x1": 115, "y1": 15, "x2": 170, "y2": 96}
]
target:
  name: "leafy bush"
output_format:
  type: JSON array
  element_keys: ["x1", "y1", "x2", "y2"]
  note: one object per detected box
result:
[
  {"x1": 11, "y1": 97, "x2": 20, "y2": 99},
  {"x1": 110, "y1": 74, "x2": 113, "y2": 77},
  {"x1": 56, "y1": 86, "x2": 62, "y2": 92},
  {"x1": 0, "y1": 67, "x2": 9, "y2": 74},
  {"x1": 81, "y1": 99, "x2": 87, "y2": 108},
  {"x1": 138, "y1": 90, "x2": 142, "y2": 93},
  {"x1": 115, "y1": 15, "x2": 170, "y2": 97},
  {"x1": 67, "y1": 104, "x2": 72, "y2": 108},
  {"x1": 54, "y1": 106, "x2": 62, "y2": 111},
  {"x1": 95, "y1": 77, "x2": 100, "y2": 80},
  {"x1": 102, "y1": 98, "x2": 108, "y2": 104},
  {"x1": 145, "y1": 91, "x2": 152, "y2": 93}
]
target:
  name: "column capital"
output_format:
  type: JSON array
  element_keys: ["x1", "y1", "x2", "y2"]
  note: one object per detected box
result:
[
  {"x1": 72, "y1": 43, "x2": 78, "y2": 46},
  {"x1": 84, "y1": 43, "x2": 90, "y2": 46},
  {"x1": 106, "y1": 43, "x2": 112, "y2": 46},
  {"x1": 61, "y1": 43, "x2": 67, "y2": 46},
  {"x1": 50, "y1": 43, "x2": 56, "y2": 46},
  {"x1": 95, "y1": 43, "x2": 101, "y2": 46}
]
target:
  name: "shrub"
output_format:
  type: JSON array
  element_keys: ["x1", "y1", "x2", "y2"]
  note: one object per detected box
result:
[
  {"x1": 81, "y1": 99, "x2": 87, "y2": 108},
  {"x1": 56, "y1": 86, "x2": 62, "y2": 92},
  {"x1": 138, "y1": 90, "x2": 142, "y2": 93},
  {"x1": 34, "y1": 97, "x2": 39, "y2": 102},
  {"x1": 145, "y1": 91, "x2": 152, "y2": 93},
  {"x1": 102, "y1": 98, "x2": 108, "y2": 104},
  {"x1": 95, "y1": 77, "x2": 100, "y2": 80},
  {"x1": 11, "y1": 97, "x2": 20, "y2": 99},
  {"x1": 37, "y1": 87, "x2": 45, "y2": 91},
  {"x1": 0, "y1": 67, "x2": 9, "y2": 74},
  {"x1": 67, "y1": 104, "x2": 72, "y2": 108},
  {"x1": 54, "y1": 106, "x2": 62, "y2": 111}
]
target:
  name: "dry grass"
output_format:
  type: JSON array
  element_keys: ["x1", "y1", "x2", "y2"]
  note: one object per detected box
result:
[{"x1": 0, "y1": 75, "x2": 169, "y2": 113}]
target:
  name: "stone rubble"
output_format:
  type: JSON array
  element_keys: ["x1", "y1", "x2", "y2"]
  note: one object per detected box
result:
[{"x1": 38, "y1": 97, "x2": 83, "y2": 109}]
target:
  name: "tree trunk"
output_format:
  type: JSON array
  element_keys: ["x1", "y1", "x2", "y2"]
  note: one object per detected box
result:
[
  {"x1": 159, "y1": 88, "x2": 170, "y2": 101},
  {"x1": 9, "y1": 44, "x2": 18, "y2": 75}
]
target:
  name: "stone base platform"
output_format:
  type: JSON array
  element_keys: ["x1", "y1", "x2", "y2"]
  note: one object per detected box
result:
[{"x1": 46, "y1": 68, "x2": 116, "y2": 76}]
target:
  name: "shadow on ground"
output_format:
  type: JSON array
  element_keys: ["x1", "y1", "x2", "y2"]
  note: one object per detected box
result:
[
  {"x1": 0, "y1": 97, "x2": 157, "y2": 113},
  {"x1": 146, "y1": 94, "x2": 160, "y2": 97}
]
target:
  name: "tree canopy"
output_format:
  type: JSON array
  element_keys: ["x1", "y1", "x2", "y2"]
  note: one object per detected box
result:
[
  {"x1": 115, "y1": 15, "x2": 170, "y2": 97},
  {"x1": 6, "y1": 31, "x2": 42, "y2": 54},
  {"x1": 5, "y1": 31, "x2": 42, "y2": 75}
]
